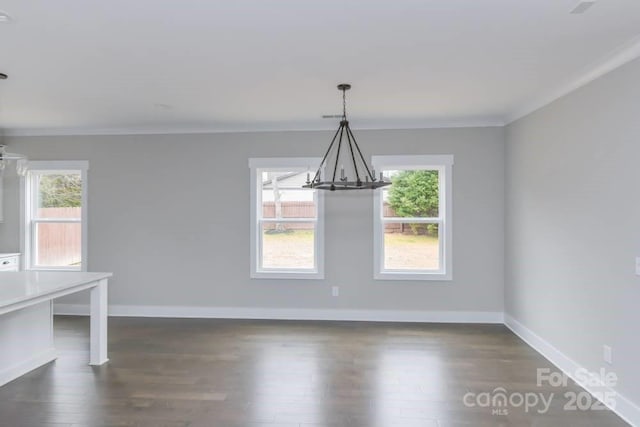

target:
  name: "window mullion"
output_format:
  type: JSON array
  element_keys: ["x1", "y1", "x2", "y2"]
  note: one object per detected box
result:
[
  {"x1": 259, "y1": 218, "x2": 317, "y2": 223},
  {"x1": 32, "y1": 218, "x2": 82, "y2": 223},
  {"x1": 381, "y1": 217, "x2": 442, "y2": 224}
]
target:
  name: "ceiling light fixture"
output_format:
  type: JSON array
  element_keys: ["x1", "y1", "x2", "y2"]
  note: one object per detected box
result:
[
  {"x1": 0, "y1": 145, "x2": 28, "y2": 176},
  {"x1": 304, "y1": 84, "x2": 390, "y2": 191},
  {"x1": 0, "y1": 73, "x2": 28, "y2": 176}
]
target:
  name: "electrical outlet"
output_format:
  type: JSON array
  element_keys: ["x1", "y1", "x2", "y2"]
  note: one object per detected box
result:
[
  {"x1": 635, "y1": 257, "x2": 640, "y2": 276},
  {"x1": 331, "y1": 286, "x2": 339, "y2": 297},
  {"x1": 603, "y1": 345, "x2": 613, "y2": 365}
]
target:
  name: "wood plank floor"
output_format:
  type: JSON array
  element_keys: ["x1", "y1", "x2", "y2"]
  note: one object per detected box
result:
[{"x1": 0, "y1": 316, "x2": 629, "y2": 427}]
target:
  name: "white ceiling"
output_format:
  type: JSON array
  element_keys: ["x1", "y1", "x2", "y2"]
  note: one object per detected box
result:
[{"x1": 1, "y1": 0, "x2": 640, "y2": 135}]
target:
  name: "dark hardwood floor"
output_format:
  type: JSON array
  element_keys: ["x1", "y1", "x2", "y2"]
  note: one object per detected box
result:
[{"x1": 0, "y1": 316, "x2": 629, "y2": 427}]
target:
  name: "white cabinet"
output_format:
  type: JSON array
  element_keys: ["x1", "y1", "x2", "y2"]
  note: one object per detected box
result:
[{"x1": 0, "y1": 254, "x2": 20, "y2": 272}]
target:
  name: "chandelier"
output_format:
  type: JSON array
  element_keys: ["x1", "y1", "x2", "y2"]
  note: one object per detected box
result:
[
  {"x1": 0, "y1": 73, "x2": 28, "y2": 177},
  {"x1": 303, "y1": 84, "x2": 390, "y2": 191},
  {"x1": 0, "y1": 144, "x2": 28, "y2": 177}
]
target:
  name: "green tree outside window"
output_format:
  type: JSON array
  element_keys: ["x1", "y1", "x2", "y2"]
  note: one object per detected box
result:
[
  {"x1": 387, "y1": 170, "x2": 439, "y2": 236},
  {"x1": 39, "y1": 174, "x2": 82, "y2": 208}
]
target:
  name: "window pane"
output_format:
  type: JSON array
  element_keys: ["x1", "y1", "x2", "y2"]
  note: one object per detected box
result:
[
  {"x1": 261, "y1": 222, "x2": 315, "y2": 270},
  {"x1": 261, "y1": 170, "x2": 315, "y2": 219},
  {"x1": 383, "y1": 170, "x2": 439, "y2": 218},
  {"x1": 35, "y1": 222, "x2": 82, "y2": 268},
  {"x1": 37, "y1": 173, "x2": 82, "y2": 219},
  {"x1": 383, "y1": 223, "x2": 439, "y2": 271}
]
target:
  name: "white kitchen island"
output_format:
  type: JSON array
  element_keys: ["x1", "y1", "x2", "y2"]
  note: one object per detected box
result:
[{"x1": 0, "y1": 271, "x2": 112, "y2": 386}]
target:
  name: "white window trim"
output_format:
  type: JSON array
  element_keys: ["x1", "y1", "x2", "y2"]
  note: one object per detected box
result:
[
  {"x1": 249, "y1": 157, "x2": 324, "y2": 279},
  {"x1": 20, "y1": 160, "x2": 89, "y2": 272},
  {"x1": 372, "y1": 155, "x2": 453, "y2": 281}
]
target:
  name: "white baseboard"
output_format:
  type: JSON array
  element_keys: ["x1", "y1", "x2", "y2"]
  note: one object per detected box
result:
[
  {"x1": 0, "y1": 348, "x2": 56, "y2": 387},
  {"x1": 53, "y1": 303, "x2": 504, "y2": 324},
  {"x1": 505, "y1": 314, "x2": 640, "y2": 427}
]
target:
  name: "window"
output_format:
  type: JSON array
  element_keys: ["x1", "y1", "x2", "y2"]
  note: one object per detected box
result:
[
  {"x1": 22, "y1": 161, "x2": 89, "y2": 271},
  {"x1": 372, "y1": 155, "x2": 453, "y2": 280},
  {"x1": 249, "y1": 158, "x2": 324, "y2": 279}
]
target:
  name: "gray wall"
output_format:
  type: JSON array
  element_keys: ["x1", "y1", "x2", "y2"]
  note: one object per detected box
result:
[
  {"x1": 0, "y1": 127, "x2": 505, "y2": 312},
  {"x1": 506, "y1": 58, "x2": 640, "y2": 406}
]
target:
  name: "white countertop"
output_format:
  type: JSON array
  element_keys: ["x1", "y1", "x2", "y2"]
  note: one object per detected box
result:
[{"x1": 0, "y1": 271, "x2": 112, "y2": 310}]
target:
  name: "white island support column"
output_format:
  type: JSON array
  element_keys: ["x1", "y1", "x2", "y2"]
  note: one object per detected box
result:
[
  {"x1": 90, "y1": 278, "x2": 108, "y2": 365},
  {"x1": 0, "y1": 271, "x2": 113, "y2": 386}
]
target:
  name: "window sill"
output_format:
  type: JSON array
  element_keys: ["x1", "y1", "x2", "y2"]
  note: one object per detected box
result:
[
  {"x1": 374, "y1": 271, "x2": 452, "y2": 281},
  {"x1": 251, "y1": 271, "x2": 324, "y2": 280}
]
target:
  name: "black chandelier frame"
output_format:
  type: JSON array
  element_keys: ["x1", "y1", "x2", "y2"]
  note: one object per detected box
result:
[{"x1": 303, "y1": 84, "x2": 390, "y2": 191}]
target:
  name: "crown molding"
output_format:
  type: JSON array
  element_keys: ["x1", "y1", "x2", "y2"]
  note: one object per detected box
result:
[
  {"x1": 506, "y1": 35, "x2": 640, "y2": 124},
  {"x1": 3, "y1": 117, "x2": 504, "y2": 138}
]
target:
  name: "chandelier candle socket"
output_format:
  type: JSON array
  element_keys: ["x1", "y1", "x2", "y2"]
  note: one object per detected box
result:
[{"x1": 303, "y1": 84, "x2": 391, "y2": 191}]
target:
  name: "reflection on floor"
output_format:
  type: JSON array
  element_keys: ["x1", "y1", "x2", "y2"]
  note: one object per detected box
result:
[{"x1": 0, "y1": 316, "x2": 629, "y2": 426}]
